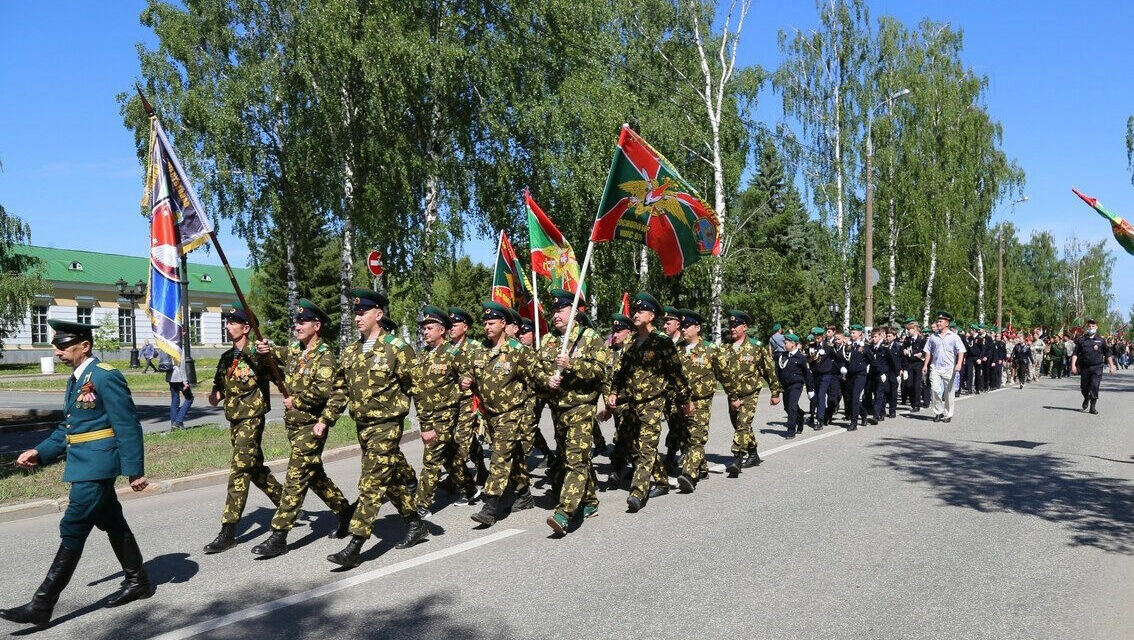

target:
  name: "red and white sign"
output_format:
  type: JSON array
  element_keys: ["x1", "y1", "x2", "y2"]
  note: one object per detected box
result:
[{"x1": 366, "y1": 250, "x2": 383, "y2": 276}]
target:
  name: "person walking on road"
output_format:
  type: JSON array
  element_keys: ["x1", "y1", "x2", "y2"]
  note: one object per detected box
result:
[
  {"x1": 1011, "y1": 338, "x2": 1032, "y2": 389},
  {"x1": 165, "y1": 353, "x2": 193, "y2": 429},
  {"x1": 1070, "y1": 319, "x2": 1116, "y2": 415},
  {"x1": 140, "y1": 340, "x2": 159, "y2": 373},
  {"x1": 922, "y1": 311, "x2": 966, "y2": 423}
]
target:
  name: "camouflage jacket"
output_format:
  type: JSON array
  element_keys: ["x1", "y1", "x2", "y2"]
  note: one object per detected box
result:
[
  {"x1": 460, "y1": 337, "x2": 533, "y2": 416},
  {"x1": 680, "y1": 338, "x2": 720, "y2": 400},
  {"x1": 410, "y1": 342, "x2": 462, "y2": 415},
  {"x1": 212, "y1": 343, "x2": 271, "y2": 421},
  {"x1": 601, "y1": 334, "x2": 631, "y2": 399},
  {"x1": 265, "y1": 340, "x2": 337, "y2": 428},
  {"x1": 450, "y1": 337, "x2": 485, "y2": 404},
  {"x1": 323, "y1": 333, "x2": 415, "y2": 427},
  {"x1": 535, "y1": 325, "x2": 611, "y2": 409},
  {"x1": 611, "y1": 331, "x2": 690, "y2": 404},
  {"x1": 715, "y1": 338, "x2": 782, "y2": 398}
]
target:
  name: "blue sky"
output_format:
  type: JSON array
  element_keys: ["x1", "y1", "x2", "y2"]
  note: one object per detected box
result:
[{"x1": 1, "y1": 1, "x2": 1130, "y2": 313}]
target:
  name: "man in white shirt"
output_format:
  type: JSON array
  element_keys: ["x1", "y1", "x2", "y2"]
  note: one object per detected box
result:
[{"x1": 922, "y1": 311, "x2": 966, "y2": 423}]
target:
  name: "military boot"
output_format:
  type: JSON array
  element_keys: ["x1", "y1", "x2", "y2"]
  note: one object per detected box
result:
[
  {"x1": 332, "y1": 501, "x2": 357, "y2": 539},
  {"x1": 470, "y1": 495, "x2": 499, "y2": 526},
  {"x1": 1089, "y1": 399, "x2": 1098, "y2": 415},
  {"x1": 725, "y1": 453, "x2": 745, "y2": 477},
  {"x1": 677, "y1": 474, "x2": 696, "y2": 494},
  {"x1": 0, "y1": 544, "x2": 81, "y2": 626},
  {"x1": 327, "y1": 536, "x2": 366, "y2": 568},
  {"x1": 647, "y1": 484, "x2": 669, "y2": 499},
  {"x1": 743, "y1": 449, "x2": 763, "y2": 467},
  {"x1": 105, "y1": 529, "x2": 152, "y2": 607},
  {"x1": 396, "y1": 516, "x2": 429, "y2": 549},
  {"x1": 1082, "y1": 397, "x2": 1090, "y2": 411},
  {"x1": 250, "y1": 530, "x2": 289, "y2": 559},
  {"x1": 203, "y1": 523, "x2": 237, "y2": 554},
  {"x1": 511, "y1": 488, "x2": 535, "y2": 511}
]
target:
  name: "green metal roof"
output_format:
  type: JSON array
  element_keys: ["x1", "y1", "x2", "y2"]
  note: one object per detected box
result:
[{"x1": 16, "y1": 245, "x2": 253, "y2": 297}]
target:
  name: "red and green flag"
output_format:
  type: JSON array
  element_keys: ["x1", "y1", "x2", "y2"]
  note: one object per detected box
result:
[
  {"x1": 525, "y1": 189, "x2": 584, "y2": 295},
  {"x1": 591, "y1": 125, "x2": 721, "y2": 276},
  {"x1": 492, "y1": 230, "x2": 546, "y2": 333},
  {"x1": 621, "y1": 291, "x2": 630, "y2": 316},
  {"x1": 1072, "y1": 187, "x2": 1134, "y2": 256}
]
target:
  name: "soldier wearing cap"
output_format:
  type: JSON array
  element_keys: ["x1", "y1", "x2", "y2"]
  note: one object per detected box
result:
[
  {"x1": 516, "y1": 318, "x2": 558, "y2": 475},
  {"x1": 410, "y1": 305, "x2": 477, "y2": 519},
  {"x1": 901, "y1": 319, "x2": 927, "y2": 412},
  {"x1": 660, "y1": 305, "x2": 688, "y2": 473},
  {"x1": 674, "y1": 309, "x2": 717, "y2": 492},
  {"x1": 602, "y1": 312, "x2": 636, "y2": 487},
  {"x1": 714, "y1": 310, "x2": 781, "y2": 475},
  {"x1": 2, "y1": 320, "x2": 151, "y2": 627},
  {"x1": 448, "y1": 307, "x2": 490, "y2": 487},
  {"x1": 776, "y1": 333, "x2": 815, "y2": 437},
  {"x1": 537, "y1": 289, "x2": 610, "y2": 534},
  {"x1": 461, "y1": 301, "x2": 538, "y2": 526},
  {"x1": 249, "y1": 299, "x2": 354, "y2": 558},
  {"x1": 884, "y1": 327, "x2": 903, "y2": 418},
  {"x1": 203, "y1": 302, "x2": 284, "y2": 554},
  {"x1": 1071, "y1": 319, "x2": 1116, "y2": 414},
  {"x1": 806, "y1": 326, "x2": 839, "y2": 429},
  {"x1": 607, "y1": 293, "x2": 691, "y2": 512},
  {"x1": 834, "y1": 324, "x2": 870, "y2": 430},
  {"x1": 321, "y1": 289, "x2": 427, "y2": 568}
]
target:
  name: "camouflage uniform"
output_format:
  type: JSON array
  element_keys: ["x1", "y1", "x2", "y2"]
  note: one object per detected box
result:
[
  {"x1": 678, "y1": 337, "x2": 718, "y2": 480},
  {"x1": 461, "y1": 337, "x2": 534, "y2": 498},
  {"x1": 537, "y1": 324, "x2": 610, "y2": 519},
  {"x1": 603, "y1": 335, "x2": 639, "y2": 471},
  {"x1": 265, "y1": 340, "x2": 350, "y2": 531},
  {"x1": 663, "y1": 335, "x2": 689, "y2": 467},
  {"x1": 451, "y1": 337, "x2": 487, "y2": 478},
  {"x1": 610, "y1": 332, "x2": 690, "y2": 501},
  {"x1": 715, "y1": 338, "x2": 781, "y2": 455},
  {"x1": 410, "y1": 341, "x2": 474, "y2": 510},
  {"x1": 323, "y1": 334, "x2": 417, "y2": 538},
  {"x1": 213, "y1": 344, "x2": 283, "y2": 525}
]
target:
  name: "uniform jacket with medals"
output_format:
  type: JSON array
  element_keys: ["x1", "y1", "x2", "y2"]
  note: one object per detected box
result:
[
  {"x1": 410, "y1": 342, "x2": 462, "y2": 415},
  {"x1": 265, "y1": 340, "x2": 337, "y2": 428},
  {"x1": 460, "y1": 337, "x2": 535, "y2": 417},
  {"x1": 714, "y1": 337, "x2": 781, "y2": 398},
  {"x1": 680, "y1": 338, "x2": 720, "y2": 401},
  {"x1": 323, "y1": 333, "x2": 415, "y2": 426},
  {"x1": 213, "y1": 343, "x2": 272, "y2": 421},
  {"x1": 535, "y1": 324, "x2": 610, "y2": 409},
  {"x1": 611, "y1": 331, "x2": 691, "y2": 404}
]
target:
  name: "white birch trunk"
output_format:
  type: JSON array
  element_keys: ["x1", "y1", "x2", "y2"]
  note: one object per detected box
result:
[
  {"x1": 922, "y1": 239, "x2": 937, "y2": 325},
  {"x1": 638, "y1": 246, "x2": 649, "y2": 286},
  {"x1": 976, "y1": 250, "x2": 985, "y2": 325},
  {"x1": 285, "y1": 235, "x2": 299, "y2": 333}
]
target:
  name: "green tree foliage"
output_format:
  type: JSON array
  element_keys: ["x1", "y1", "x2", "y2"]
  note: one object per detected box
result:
[{"x1": 0, "y1": 201, "x2": 45, "y2": 355}]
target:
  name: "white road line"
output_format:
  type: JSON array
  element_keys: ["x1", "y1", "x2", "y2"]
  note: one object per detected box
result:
[{"x1": 146, "y1": 528, "x2": 525, "y2": 640}]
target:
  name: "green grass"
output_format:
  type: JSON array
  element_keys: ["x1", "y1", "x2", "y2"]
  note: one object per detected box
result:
[
  {"x1": 0, "y1": 416, "x2": 362, "y2": 506},
  {"x1": 0, "y1": 358, "x2": 222, "y2": 393}
]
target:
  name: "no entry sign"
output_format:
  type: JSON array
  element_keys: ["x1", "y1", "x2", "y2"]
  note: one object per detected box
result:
[{"x1": 367, "y1": 250, "x2": 383, "y2": 276}]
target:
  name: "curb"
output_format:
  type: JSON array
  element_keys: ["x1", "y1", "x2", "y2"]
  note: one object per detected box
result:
[{"x1": 0, "y1": 428, "x2": 421, "y2": 524}]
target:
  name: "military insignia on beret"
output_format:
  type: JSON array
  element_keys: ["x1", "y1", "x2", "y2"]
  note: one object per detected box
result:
[{"x1": 353, "y1": 297, "x2": 361, "y2": 305}]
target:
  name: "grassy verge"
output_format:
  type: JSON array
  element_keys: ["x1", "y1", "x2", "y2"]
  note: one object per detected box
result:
[
  {"x1": 0, "y1": 358, "x2": 221, "y2": 393},
  {"x1": 0, "y1": 416, "x2": 362, "y2": 506}
]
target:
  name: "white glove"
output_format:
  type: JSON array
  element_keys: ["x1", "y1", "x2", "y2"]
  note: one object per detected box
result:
[
  {"x1": 818, "y1": 349, "x2": 825, "y2": 356},
  {"x1": 881, "y1": 374, "x2": 887, "y2": 383},
  {"x1": 840, "y1": 367, "x2": 848, "y2": 375},
  {"x1": 902, "y1": 370, "x2": 909, "y2": 381},
  {"x1": 807, "y1": 391, "x2": 815, "y2": 399}
]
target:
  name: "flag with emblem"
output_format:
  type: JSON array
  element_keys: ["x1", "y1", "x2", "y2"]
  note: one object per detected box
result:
[
  {"x1": 143, "y1": 117, "x2": 214, "y2": 255},
  {"x1": 142, "y1": 119, "x2": 190, "y2": 362},
  {"x1": 1072, "y1": 187, "x2": 1134, "y2": 256},
  {"x1": 621, "y1": 292, "x2": 630, "y2": 316},
  {"x1": 591, "y1": 125, "x2": 721, "y2": 276},
  {"x1": 525, "y1": 189, "x2": 584, "y2": 295},
  {"x1": 492, "y1": 231, "x2": 546, "y2": 333}
]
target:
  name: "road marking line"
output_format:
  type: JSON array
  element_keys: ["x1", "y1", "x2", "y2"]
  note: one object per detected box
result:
[
  {"x1": 146, "y1": 528, "x2": 525, "y2": 640},
  {"x1": 762, "y1": 427, "x2": 848, "y2": 456}
]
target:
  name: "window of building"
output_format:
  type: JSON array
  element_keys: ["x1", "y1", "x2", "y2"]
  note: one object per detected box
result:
[
  {"x1": 76, "y1": 307, "x2": 92, "y2": 325},
  {"x1": 118, "y1": 308, "x2": 134, "y2": 345},
  {"x1": 31, "y1": 305, "x2": 49, "y2": 344},
  {"x1": 189, "y1": 311, "x2": 202, "y2": 345}
]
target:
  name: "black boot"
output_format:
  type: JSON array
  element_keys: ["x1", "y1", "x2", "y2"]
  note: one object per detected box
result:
[
  {"x1": 1082, "y1": 397, "x2": 1090, "y2": 411},
  {"x1": 203, "y1": 523, "x2": 237, "y2": 554},
  {"x1": 0, "y1": 544, "x2": 81, "y2": 626},
  {"x1": 647, "y1": 484, "x2": 669, "y2": 499},
  {"x1": 743, "y1": 449, "x2": 762, "y2": 467},
  {"x1": 332, "y1": 501, "x2": 357, "y2": 539},
  {"x1": 725, "y1": 453, "x2": 745, "y2": 478},
  {"x1": 511, "y1": 488, "x2": 535, "y2": 511},
  {"x1": 250, "y1": 529, "x2": 289, "y2": 558},
  {"x1": 105, "y1": 530, "x2": 152, "y2": 607},
  {"x1": 677, "y1": 474, "x2": 696, "y2": 493},
  {"x1": 327, "y1": 536, "x2": 366, "y2": 568},
  {"x1": 396, "y1": 516, "x2": 429, "y2": 549},
  {"x1": 470, "y1": 495, "x2": 499, "y2": 526},
  {"x1": 1089, "y1": 399, "x2": 1098, "y2": 415}
]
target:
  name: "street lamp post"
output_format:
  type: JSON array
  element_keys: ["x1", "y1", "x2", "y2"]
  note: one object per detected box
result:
[
  {"x1": 996, "y1": 196, "x2": 1028, "y2": 332},
  {"x1": 828, "y1": 301, "x2": 840, "y2": 327},
  {"x1": 116, "y1": 278, "x2": 146, "y2": 368},
  {"x1": 864, "y1": 88, "x2": 911, "y2": 331}
]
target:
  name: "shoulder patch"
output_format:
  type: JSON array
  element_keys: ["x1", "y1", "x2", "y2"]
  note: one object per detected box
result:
[
  {"x1": 97, "y1": 362, "x2": 116, "y2": 371},
  {"x1": 384, "y1": 334, "x2": 406, "y2": 348},
  {"x1": 506, "y1": 337, "x2": 522, "y2": 348}
]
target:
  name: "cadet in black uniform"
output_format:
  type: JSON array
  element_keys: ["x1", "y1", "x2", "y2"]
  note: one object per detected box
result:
[
  {"x1": 864, "y1": 329, "x2": 897, "y2": 424},
  {"x1": 885, "y1": 328, "x2": 902, "y2": 417},
  {"x1": 1071, "y1": 319, "x2": 1116, "y2": 414},
  {"x1": 1011, "y1": 338, "x2": 1032, "y2": 389},
  {"x1": 806, "y1": 327, "x2": 838, "y2": 430},
  {"x1": 777, "y1": 333, "x2": 814, "y2": 437},
  {"x1": 901, "y1": 320, "x2": 927, "y2": 411},
  {"x1": 835, "y1": 325, "x2": 870, "y2": 431}
]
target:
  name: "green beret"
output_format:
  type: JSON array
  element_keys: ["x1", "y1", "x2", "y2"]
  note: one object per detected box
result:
[
  {"x1": 850, "y1": 323, "x2": 865, "y2": 331},
  {"x1": 631, "y1": 292, "x2": 661, "y2": 314},
  {"x1": 811, "y1": 327, "x2": 824, "y2": 336},
  {"x1": 726, "y1": 310, "x2": 752, "y2": 326},
  {"x1": 295, "y1": 298, "x2": 330, "y2": 325},
  {"x1": 420, "y1": 305, "x2": 451, "y2": 329},
  {"x1": 449, "y1": 307, "x2": 473, "y2": 326},
  {"x1": 482, "y1": 301, "x2": 510, "y2": 321},
  {"x1": 351, "y1": 288, "x2": 388, "y2": 311},
  {"x1": 771, "y1": 323, "x2": 782, "y2": 331},
  {"x1": 48, "y1": 319, "x2": 95, "y2": 347},
  {"x1": 969, "y1": 323, "x2": 980, "y2": 331},
  {"x1": 784, "y1": 333, "x2": 801, "y2": 343},
  {"x1": 678, "y1": 308, "x2": 703, "y2": 327}
]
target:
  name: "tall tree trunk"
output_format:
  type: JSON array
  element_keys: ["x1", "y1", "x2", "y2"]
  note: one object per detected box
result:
[
  {"x1": 638, "y1": 246, "x2": 649, "y2": 286},
  {"x1": 339, "y1": 161, "x2": 355, "y2": 346},
  {"x1": 709, "y1": 128, "x2": 725, "y2": 343},
  {"x1": 284, "y1": 234, "x2": 299, "y2": 331},
  {"x1": 421, "y1": 98, "x2": 443, "y2": 282},
  {"x1": 834, "y1": 85, "x2": 851, "y2": 330},
  {"x1": 886, "y1": 158, "x2": 897, "y2": 324},
  {"x1": 976, "y1": 250, "x2": 986, "y2": 325},
  {"x1": 922, "y1": 239, "x2": 937, "y2": 325}
]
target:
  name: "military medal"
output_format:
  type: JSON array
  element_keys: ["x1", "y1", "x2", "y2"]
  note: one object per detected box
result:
[{"x1": 76, "y1": 378, "x2": 97, "y2": 409}]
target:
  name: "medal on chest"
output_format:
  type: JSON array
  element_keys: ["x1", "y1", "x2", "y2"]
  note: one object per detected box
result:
[{"x1": 75, "y1": 374, "x2": 97, "y2": 409}]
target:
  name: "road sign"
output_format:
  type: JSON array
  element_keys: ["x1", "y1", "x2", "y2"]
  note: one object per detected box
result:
[{"x1": 367, "y1": 250, "x2": 383, "y2": 276}]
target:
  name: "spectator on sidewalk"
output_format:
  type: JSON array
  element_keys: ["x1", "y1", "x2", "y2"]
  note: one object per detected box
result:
[
  {"x1": 141, "y1": 341, "x2": 159, "y2": 373},
  {"x1": 162, "y1": 352, "x2": 193, "y2": 429}
]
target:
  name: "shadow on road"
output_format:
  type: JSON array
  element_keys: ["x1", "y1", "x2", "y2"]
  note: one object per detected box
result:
[{"x1": 870, "y1": 436, "x2": 1134, "y2": 554}]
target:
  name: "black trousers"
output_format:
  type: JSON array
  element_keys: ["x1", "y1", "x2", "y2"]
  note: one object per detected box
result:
[
  {"x1": 1015, "y1": 362, "x2": 1029, "y2": 385},
  {"x1": 974, "y1": 361, "x2": 986, "y2": 392},
  {"x1": 817, "y1": 374, "x2": 840, "y2": 423},
  {"x1": 962, "y1": 359, "x2": 975, "y2": 392},
  {"x1": 886, "y1": 375, "x2": 899, "y2": 414},
  {"x1": 1080, "y1": 367, "x2": 1103, "y2": 400},
  {"x1": 847, "y1": 373, "x2": 867, "y2": 426},
  {"x1": 784, "y1": 384, "x2": 804, "y2": 430},
  {"x1": 903, "y1": 367, "x2": 924, "y2": 408},
  {"x1": 870, "y1": 374, "x2": 887, "y2": 420}
]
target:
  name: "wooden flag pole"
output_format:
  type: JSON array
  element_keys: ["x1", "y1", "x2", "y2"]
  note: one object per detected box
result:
[{"x1": 531, "y1": 263, "x2": 541, "y2": 349}]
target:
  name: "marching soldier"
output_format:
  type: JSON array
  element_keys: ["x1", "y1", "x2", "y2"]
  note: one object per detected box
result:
[
  {"x1": 1071, "y1": 319, "x2": 1116, "y2": 414},
  {"x1": 204, "y1": 303, "x2": 284, "y2": 554},
  {"x1": 410, "y1": 305, "x2": 478, "y2": 519},
  {"x1": 901, "y1": 320, "x2": 927, "y2": 411},
  {"x1": 1, "y1": 320, "x2": 151, "y2": 627},
  {"x1": 661, "y1": 305, "x2": 687, "y2": 473},
  {"x1": 250, "y1": 299, "x2": 354, "y2": 558},
  {"x1": 602, "y1": 313, "x2": 636, "y2": 487},
  {"x1": 606, "y1": 293, "x2": 691, "y2": 512},
  {"x1": 835, "y1": 325, "x2": 870, "y2": 431},
  {"x1": 1011, "y1": 336, "x2": 1032, "y2": 389},
  {"x1": 777, "y1": 333, "x2": 815, "y2": 437},
  {"x1": 805, "y1": 327, "x2": 835, "y2": 429},
  {"x1": 674, "y1": 309, "x2": 717, "y2": 492},
  {"x1": 517, "y1": 318, "x2": 558, "y2": 469},
  {"x1": 885, "y1": 327, "x2": 903, "y2": 417},
  {"x1": 715, "y1": 310, "x2": 781, "y2": 476},
  {"x1": 322, "y1": 289, "x2": 428, "y2": 569},
  {"x1": 462, "y1": 302, "x2": 538, "y2": 526},
  {"x1": 864, "y1": 329, "x2": 896, "y2": 425},
  {"x1": 539, "y1": 289, "x2": 610, "y2": 535},
  {"x1": 448, "y1": 307, "x2": 490, "y2": 489}
]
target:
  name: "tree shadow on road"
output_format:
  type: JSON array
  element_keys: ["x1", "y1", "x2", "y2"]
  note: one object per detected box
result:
[{"x1": 870, "y1": 437, "x2": 1134, "y2": 554}]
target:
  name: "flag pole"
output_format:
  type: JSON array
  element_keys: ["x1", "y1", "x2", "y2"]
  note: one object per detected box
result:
[
  {"x1": 532, "y1": 263, "x2": 541, "y2": 349},
  {"x1": 490, "y1": 230, "x2": 503, "y2": 301}
]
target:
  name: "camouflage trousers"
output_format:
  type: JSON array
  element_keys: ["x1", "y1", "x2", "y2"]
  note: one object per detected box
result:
[
  {"x1": 625, "y1": 395, "x2": 668, "y2": 501},
  {"x1": 350, "y1": 419, "x2": 416, "y2": 538},
  {"x1": 270, "y1": 423, "x2": 351, "y2": 531},
  {"x1": 727, "y1": 392, "x2": 761, "y2": 455},
  {"x1": 609, "y1": 408, "x2": 640, "y2": 465},
  {"x1": 483, "y1": 408, "x2": 531, "y2": 498},
  {"x1": 680, "y1": 397, "x2": 713, "y2": 479},
  {"x1": 663, "y1": 396, "x2": 688, "y2": 455},
  {"x1": 222, "y1": 416, "x2": 284, "y2": 525},
  {"x1": 552, "y1": 403, "x2": 599, "y2": 518},
  {"x1": 415, "y1": 406, "x2": 474, "y2": 510},
  {"x1": 454, "y1": 397, "x2": 484, "y2": 470}
]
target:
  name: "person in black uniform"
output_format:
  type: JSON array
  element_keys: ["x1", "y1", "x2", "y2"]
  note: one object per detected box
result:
[
  {"x1": 990, "y1": 330, "x2": 1006, "y2": 390},
  {"x1": 1011, "y1": 338, "x2": 1032, "y2": 389},
  {"x1": 972, "y1": 328, "x2": 988, "y2": 394},
  {"x1": 901, "y1": 320, "x2": 927, "y2": 411},
  {"x1": 806, "y1": 327, "x2": 838, "y2": 430},
  {"x1": 776, "y1": 333, "x2": 814, "y2": 437},
  {"x1": 835, "y1": 325, "x2": 870, "y2": 431},
  {"x1": 961, "y1": 327, "x2": 977, "y2": 395},
  {"x1": 1071, "y1": 319, "x2": 1116, "y2": 414},
  {"x1": 884, "y1": 328, "x2": 902, "y2": 417},
  {"x1": 864, "y1": 329, "x2": 896, "y2": 425}
]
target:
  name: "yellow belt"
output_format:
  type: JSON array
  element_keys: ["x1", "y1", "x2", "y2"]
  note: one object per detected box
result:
[{"x1": 66, "y1": 428, "x2": 115, "y2": 444}]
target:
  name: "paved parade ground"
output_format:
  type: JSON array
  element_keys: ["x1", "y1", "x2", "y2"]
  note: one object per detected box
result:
[{"x1": 0, "y1": 372, "x2": 1130, "y2": 640}]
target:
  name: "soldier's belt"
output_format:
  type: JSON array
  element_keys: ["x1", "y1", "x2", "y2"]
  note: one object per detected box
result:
[{"x1": 66, "y1": 428, "x2": 115, "y2": 444}]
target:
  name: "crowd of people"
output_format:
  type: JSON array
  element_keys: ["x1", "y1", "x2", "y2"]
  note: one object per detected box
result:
[{"x1": 0, "y1": 294, "x2": 1125, "y2": 628}]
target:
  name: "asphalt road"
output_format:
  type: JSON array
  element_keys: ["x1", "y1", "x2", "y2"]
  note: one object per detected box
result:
[{"x1": 0, "y1": 371, "x2": 1130, "y2": 639}]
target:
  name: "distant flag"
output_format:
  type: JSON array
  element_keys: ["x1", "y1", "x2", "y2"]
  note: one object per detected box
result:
[
  {"x1": 621, "y1": 292, "x2": 630, "y2": 316},
  {"x1": 1072, "y1": 187, "x2": 1134, "y2": 256},
  {"x1": 591, "y1": 125, "x2": 721, "y2": 276},
  {"x1": 525, "y1": 189, "x2": 584, "y2": 295}
]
